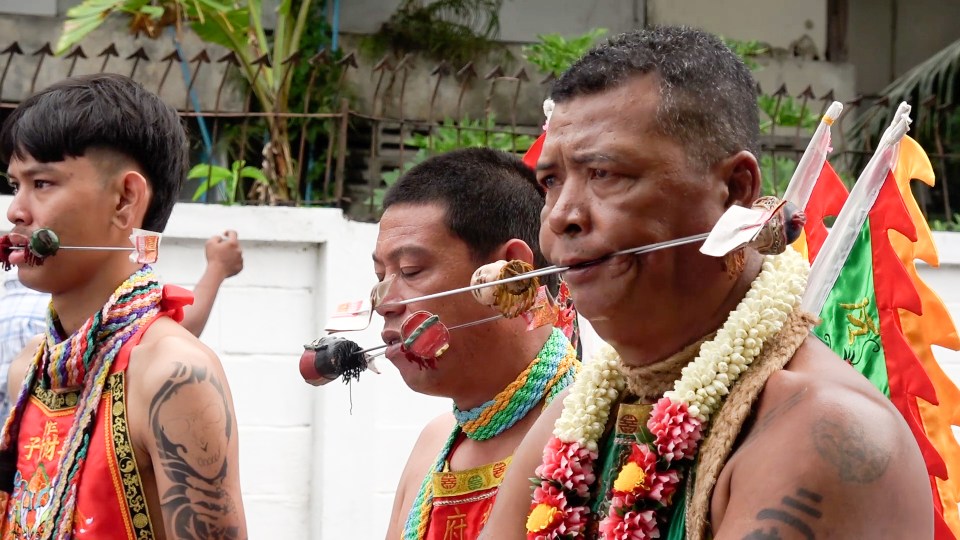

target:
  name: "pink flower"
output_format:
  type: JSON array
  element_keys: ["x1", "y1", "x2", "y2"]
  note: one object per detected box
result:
[
  {"x1": 527, "y1": 484, "x2": 589, "y2": 539},
  {"x1": 535, "y1": 437, "x2": 597, "y2": 498},
  {"x1": 599, "y1": 508, "x2": 660, "y2": 540},
  {"x1": 644, "y1": 469, "x2": 679, "y2": 504},
  {"x1": 647, "y1": 397, "x2": 703, "y2": 462}
]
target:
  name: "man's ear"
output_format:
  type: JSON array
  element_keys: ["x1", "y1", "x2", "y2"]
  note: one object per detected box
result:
[
  {"x1": 112, "y1": 170, "x2": 151, "y2": 230},
  {"x1": 499, "y1": 239, "x2": 536, "y2": 265},
  {"x1": 714, "y1": 150, "x2": 761, "y2": 208}
]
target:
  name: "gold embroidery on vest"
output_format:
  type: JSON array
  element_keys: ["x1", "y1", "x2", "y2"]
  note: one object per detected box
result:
[
  {"x1": 31, "y1": 386, "x2": 80, "y2": 412},
  {"x1": 431, "y1": 456, "x2": 514, "y2": 498},
  {"x1": 22, "y1": 421, "x2": 62, "y2": 463},
  {"x1": 442, "y1": 507, "x2": 469, "y2": 540},
  {"x1": 109, "y1": 372, "x2": 155, "y2": 539}
]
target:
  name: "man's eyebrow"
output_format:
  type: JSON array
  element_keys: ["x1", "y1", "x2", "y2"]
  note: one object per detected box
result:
[
  {"x1": 8, "y1": 163, "x2": 58, "y2": 180},
  {"x1": 537, "y1": 152, "x2": 625, "y2": 171},
  {"x1": 570, "y1": 152, "x2": 619, "y2": 165},
  {"x1": 372, "y1": 245, "x2": 431, "y2": 265}
]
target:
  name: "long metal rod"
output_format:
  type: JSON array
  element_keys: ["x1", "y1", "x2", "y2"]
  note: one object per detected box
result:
[
  {"x1": 10, "y1": 245, "x2": 134, "y2": 252},
  {"x1": 381, "y1": 232, "x2": 711, "y2": 309},
  {"x1": 357, "y1": 314, "x2": 504, "y2": 355}
]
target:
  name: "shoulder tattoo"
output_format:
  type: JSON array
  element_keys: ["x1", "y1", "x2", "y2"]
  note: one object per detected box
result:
[
  {"x1": 812, "y1": 416, "x2": 891, "y2": 484},
  {"x1": 148, "y1": 361, "x2": 242, "y2": 539}
]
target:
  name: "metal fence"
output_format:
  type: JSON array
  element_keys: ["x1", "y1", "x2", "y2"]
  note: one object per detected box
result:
[{"x1": 0, "y1": 40, "x2": 956, "y2": 223}]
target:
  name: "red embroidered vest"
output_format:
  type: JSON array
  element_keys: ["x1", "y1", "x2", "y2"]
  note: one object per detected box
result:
[
  {"x1": 2, "y1": 286, "x2": 192, "y2": 539},
  {"x1": 425, "y1": 435, "x2": 513, "y2": 540}
]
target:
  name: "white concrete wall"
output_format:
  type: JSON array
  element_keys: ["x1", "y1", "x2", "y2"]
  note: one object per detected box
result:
[
  {"x1": 2, "y1": 196, "x2": 959, "y2": 538},
  {"x1": 648, "y1": 0, "x2": 827, "y2": 55}
]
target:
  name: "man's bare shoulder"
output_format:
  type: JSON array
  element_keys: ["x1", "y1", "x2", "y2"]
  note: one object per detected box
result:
[
  {"x1": 736, "y1": 335, "x2": 920, "y2": 467},
  {"x1": 713, "y1": 335, "x2": 932, "y2": 538},
  {"x1": 411, "y1": 412, "x2": 458, "y2": 463},
  {"x1": 397, "y1": 412, "x2": 459, "y2": 490},
  {"x1": 754, "y1": 335, "x2": 905, "y2": 433},
  {"x1": 129, "y1": 317, "x2": 223, "y2": 385},
  {"x1": 124, "y1": 316, "x2": 233, "y2": 451}
]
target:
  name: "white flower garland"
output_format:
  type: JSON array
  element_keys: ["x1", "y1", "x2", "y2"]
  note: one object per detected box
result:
[
  {"x1": 553, "y1": 344, "x2": 625, "y2": 452},
  {"x1": 552, "y1": 247, "x2": 808, "y2": 446}
]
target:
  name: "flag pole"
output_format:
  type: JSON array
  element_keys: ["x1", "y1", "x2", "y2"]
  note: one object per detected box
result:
[{"x1": 802, "y1": 103, "x2": 912, "y2": 314}]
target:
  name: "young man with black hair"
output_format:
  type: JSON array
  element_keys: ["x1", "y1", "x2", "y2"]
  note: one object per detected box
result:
[
  {"x1": 376, "y1": 148, "x2": 580, "y2": 539},
  {"x1": 0, "y1": 74, "x2": 246, "y2": 539},
  {"x1": 482, "y1": 26, "x2": 931, "y2": 539}
]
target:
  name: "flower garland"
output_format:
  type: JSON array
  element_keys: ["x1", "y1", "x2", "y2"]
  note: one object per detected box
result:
[{"x1": 526, "y1": 247, "x2": 808, "y2": 539}]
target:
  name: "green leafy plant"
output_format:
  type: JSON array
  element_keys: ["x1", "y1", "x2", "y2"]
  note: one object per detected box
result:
[
  {"x1": 759, "y1": 154, "x2": 797, "y2": 197},
  {"x1": 363, "y1": 0, "x2": 504, "y2": 65},
  {"x1": 523, "y1": 28, "x2": 607, "y2": 78},
  {"x1": 367, "y1": 115, "x2": 536, "y2": 209},
  {"x1": 722, "y1": 38, "x2": 769, "y2": 70},
  {"x1": 57, "y1": 0, "x2": 333, "y2": 204},
  {"x1": 930, "y1": 213, "x2": 960, "y2": 232},
  {"x1": 411, "y1": 115, "x2": 536, "y2": 153},
  {"x1": 757, "y1": 95, "x2": 819, "y2": 134},
  {"x1": 189, "y1": 160, "x2": 269, "y2": 204}
]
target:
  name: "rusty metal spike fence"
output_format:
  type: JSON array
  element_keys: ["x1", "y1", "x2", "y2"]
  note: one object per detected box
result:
[{"x1": 0, "y1": 41, "x2": 956, "y2": 222}]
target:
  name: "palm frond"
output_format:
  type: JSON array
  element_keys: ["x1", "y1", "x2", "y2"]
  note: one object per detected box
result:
[
  {"x1": 847, "y1": 38, "x2": 960, "y2": 151},
  {"x1": 423, "y1": 0, "x2": 502, "y2": 40}
]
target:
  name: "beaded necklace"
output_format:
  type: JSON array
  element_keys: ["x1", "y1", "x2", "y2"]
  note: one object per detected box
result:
[
  {"x1": 403, "y1": 328, "x2": 580, "y2": 540},
  {"x1": 0, "y1": 266, "x2": 164, "y2": 540}
]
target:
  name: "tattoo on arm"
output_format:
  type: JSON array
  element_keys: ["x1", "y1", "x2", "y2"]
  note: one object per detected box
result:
[
  {"x1": 148, "y1": 361, "x2": 241, "y2": 539},
  {"x1": 812, "y1": 417, "x2": 891, "y2": 483},
  {"x1": 742, "y1": 488, "x2": 823, "y2": 540}
]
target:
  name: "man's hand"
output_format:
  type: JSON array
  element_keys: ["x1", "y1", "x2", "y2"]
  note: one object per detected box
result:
[{"x1": 204, "y1": 231, "x2": 243, "y2": 281}]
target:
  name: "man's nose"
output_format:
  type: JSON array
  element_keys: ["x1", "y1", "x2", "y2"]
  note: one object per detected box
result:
[
  {"x1": 545, "y1": 177, "x2": 590, "y2": 238},
  {"x1": 6, "y1": 189, "x2": 30, "y2": 226},
  {"x1": 373, "y1": 274, "x2": 405, "y2": 318}
]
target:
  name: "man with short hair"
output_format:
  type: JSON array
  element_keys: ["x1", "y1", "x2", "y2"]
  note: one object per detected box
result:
[
  {"x1": 0, "y1": 73, "x2": 246, "y2": 538},
  {"x1": 376, "y1": 147, "x2": 580, "y2": 539},
  {"x1": 483, "y1": 26, "x2": 932, "y2": 539}
]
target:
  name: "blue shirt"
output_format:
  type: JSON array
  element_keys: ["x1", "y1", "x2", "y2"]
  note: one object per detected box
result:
[{"x1": 0, "y1": 270, "x2": 49, "y2": 421}]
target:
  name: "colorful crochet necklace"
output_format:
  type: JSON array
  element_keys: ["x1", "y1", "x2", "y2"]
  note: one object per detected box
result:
[
  {"x1": 0, "y1": 265, "x2": 164, "y2": 540},
  {"x1": 526, "y1": 248, "x2": 808, "y2": 539},
  {"x1": 403, "y1": 328, "x2": 580, "y2": 540}
]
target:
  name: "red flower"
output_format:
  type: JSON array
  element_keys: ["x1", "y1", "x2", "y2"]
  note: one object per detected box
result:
[
  {"x1": 535, "y1": 437, "x2": 597, "y2": 498},
  {"x1": 599, "y1": 507, "x2": 660, "y2": 540},
  {"x1": 647, "y1": 397, "x2": 703, "y2": 463}
]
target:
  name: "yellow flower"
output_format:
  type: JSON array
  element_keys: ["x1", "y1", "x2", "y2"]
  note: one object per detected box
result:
[
  {"x1": 613, "y1": 462, "x2": 647, "y2": 493},
  {"x1": 526, "y1": 503, "x2": 560, "y2": 533}
]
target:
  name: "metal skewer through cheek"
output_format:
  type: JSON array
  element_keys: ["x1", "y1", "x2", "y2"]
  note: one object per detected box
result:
[
  {"x1": 377, "y1": 232, "x2": 711, "y2": 310},
  {"x1": 358, "y1": 313, "x2": 505, "y2": 357}
]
